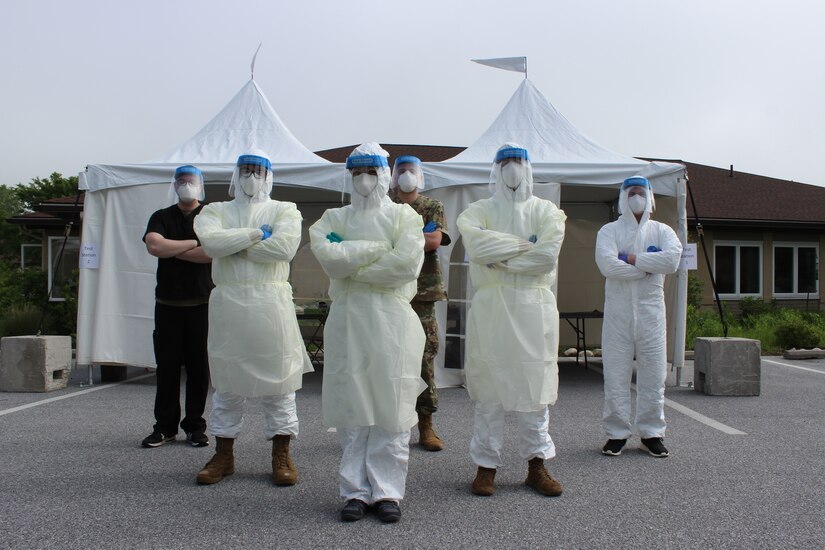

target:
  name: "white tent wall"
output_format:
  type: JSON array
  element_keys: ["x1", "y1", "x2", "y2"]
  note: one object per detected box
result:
[
  {"x1": 77, "y1": 183, "x2": 170, "y2": 367},
  {"x1": 76, "y1": 179, "x2": 341, "y2": 368},
  {"x1": 419, "y1": 179, "x2": 687, "y2": 389}
]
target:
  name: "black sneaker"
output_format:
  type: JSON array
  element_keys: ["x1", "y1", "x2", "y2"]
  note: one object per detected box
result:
[
  {"x1": 186, "y1": 430, "x2": 209, "y2": 448},
  {"x1": 340, "y1": 499, "x2": 368, "y2": 522},
  {"x1": 640, "y1": 437, "x2": 669, "y2": 457},
  {"x1": 141, "y1": 430, "x2": 176, "y2": 448},
  {"x1": 375, "y1": 500, "x2": 401, "y2": 523},
  {"x1": 601, "y1": 439, "x2": 627, "y2": 456}
]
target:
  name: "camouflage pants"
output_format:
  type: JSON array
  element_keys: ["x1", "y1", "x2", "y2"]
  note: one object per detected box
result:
[{"x1": 411, "y1": 301, "x2": 439, "y2": 414}]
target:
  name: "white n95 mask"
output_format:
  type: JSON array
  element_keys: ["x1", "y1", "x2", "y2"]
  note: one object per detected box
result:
[
  {"x1": 397, "y1": 171, "x2": 419, "y2": 193},
  {"x1": 352, "y1": 173, "x2": 378, "y2": 196},
  {"x1": 239, "y1": 174, "x2": 261, "y2": 196},
  {"x1": 501, "y1": 162, "x2": 524, "y2": 190},
  {"x1": 176, "y1": 184, "x2": 201, "y2": 202},
  {"x1": 628, "y1": 194, "x2": 647, "y2": 215}
]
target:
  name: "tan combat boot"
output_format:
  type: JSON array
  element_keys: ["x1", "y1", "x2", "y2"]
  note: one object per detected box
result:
[
  {"x1": 470, "y1": 466, "x2": 497, "y2": 496},
  {"x1": 418, "y1": 413, "x2": 444, "y2": 452},
  {"x1": 196, "y1": 436, "x2": 235, "y2": 485},
  {"x1": 525, "y1": 457, "x2": 563, "y2": 496},
  {"x1": 272, "y1": 434, "x2": 298, "y2": 486}
]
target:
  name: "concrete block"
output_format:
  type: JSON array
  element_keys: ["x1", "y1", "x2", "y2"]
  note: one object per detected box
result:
[
  {"x1": 694, "y1": 337, "x2": 760, "y2": 396},
  {"x1": 0, "y1": 336, "x2": 72, "y2": 392},
  {"x1": 783, "y1": 348, "x2": 825, "y2": 360}
]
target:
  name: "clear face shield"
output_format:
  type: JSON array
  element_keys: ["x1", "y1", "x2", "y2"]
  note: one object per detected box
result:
[
  {"x1": 619, "y1": 176, "x2": 654, "y2": 216},
  {"x1": 229, "y1": 154, "x2": 273, "y2": 204},
  {"x1": 391, "y1": 156, "x2": 424, "y2": 193},
  {"x1": 169, "y1": 165, "x2": 205, "y2": 204},
  {"x1": 490, "y1": 145, "x2": 533, "y2": 201},
  {"x1": 345, "y1": 151, "x2": 391, "y2": 209}
]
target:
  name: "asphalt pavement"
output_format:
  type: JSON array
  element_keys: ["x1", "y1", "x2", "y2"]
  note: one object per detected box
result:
[{"x1": 1, "y1": 356, "x2": 823, "y2": 549}]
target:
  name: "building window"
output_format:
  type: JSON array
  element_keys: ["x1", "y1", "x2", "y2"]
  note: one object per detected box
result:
[
  {"x1": 20, "y1": 244, "x2": 42, "y2": 270},
  {"x1": 773, "y1": 243, "x2": 818, "y2": 298},
  {"x1": 714, "y1": 242, "x2": 761, "y2": 298},
  {"x1": 48, "y1": 236, "x2": 80, "y2": 302}
]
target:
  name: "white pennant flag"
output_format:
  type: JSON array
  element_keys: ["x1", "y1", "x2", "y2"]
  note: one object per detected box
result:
[{"x1": 471, "y1": 56, "x2": 527, "y2": 76}]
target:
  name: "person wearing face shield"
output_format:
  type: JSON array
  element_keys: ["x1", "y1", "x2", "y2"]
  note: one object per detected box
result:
[
  {"x1": 390, "y1": 155, "x2": 451, "y2": 452},
  {"x1": 141, "y1": 165, "x2": 214, "y2": 449},
  {"x1": 595, "y1": 176, "x2": 682, "y2": 458},
  {"x1": 456, "y1": 143, "x2": 567, "y2": 498},
  {"x1": 192, "y1": 152, "x2": 313, "y2": 486},
  {"x1": 309, "y1": 143, "x2": 426, "y2": 523}
]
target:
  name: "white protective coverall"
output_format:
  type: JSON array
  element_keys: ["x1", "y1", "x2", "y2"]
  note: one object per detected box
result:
[
  {"x1": 595, "y1": 179, "x2": 682, "y2": 440},
  {"x1": 310, "y1": 142, "x2": 425, "y2": 503},
  {"x1": 456, "y1": 143, "x2": 567, "y2": 469},
  {"x1": 194, "y1": 152, "x2": 313, "y2": 438}
]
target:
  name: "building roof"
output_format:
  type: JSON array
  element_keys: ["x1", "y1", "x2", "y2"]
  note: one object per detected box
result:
[
  {"x1": 314, "y1": 144, "x2": 465, "y2": 164},
  {"x1": 6, "y1": 210, "x2": 68, "y2": 228},
  {"x1": 6, "y1": 194, "x2": 84, "y2": 230},
  {"x1": 654, "y1": 160, "x2": 825, "y2": 228}
]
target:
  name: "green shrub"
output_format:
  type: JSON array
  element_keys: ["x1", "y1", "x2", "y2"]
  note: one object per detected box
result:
[
  {"x1": 774, "y1": 318, "x2": 820, "y2": 350},
  {"x1": 0, "y1": 303, "x2": 42, "y2": 337},
  {"x1": 687, "y1": 272, "x2": 704, "y2": 308},
  {"x1": 739, "y1": 297, "x2": 775, "y2": 324},
  {"x1": 686, "y1": 304, "x2": 725, "y2": 349}
]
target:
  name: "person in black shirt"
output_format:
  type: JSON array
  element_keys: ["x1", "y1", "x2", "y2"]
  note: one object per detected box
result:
[{"x1": 141, "y1": 165, "x2": 213, "y2": 448}]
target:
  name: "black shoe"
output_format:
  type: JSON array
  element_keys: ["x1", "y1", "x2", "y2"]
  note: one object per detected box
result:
[
  {"x1": 340, "y1": 499, "x2": 368, "y2": 522},
  {"x1": 375, "y1": 500, "x2": 401, "y2": 523},
  {"x1": 601, "y1": 439, "x2": 627, "y2": 456},
  {"x1": 640, "y1": 437, "x2": 669, "y2": 457},
  {"x1": 141, "y1": 430, "x2": 176, "y2": 448},
  {"x1": 186, "y1": 430, "x2": 209, "y2": 448}
]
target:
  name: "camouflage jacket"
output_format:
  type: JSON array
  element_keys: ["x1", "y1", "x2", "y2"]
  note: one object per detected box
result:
[{"x1": 393, "y1": 193, "x2": 450, "y2": 302}]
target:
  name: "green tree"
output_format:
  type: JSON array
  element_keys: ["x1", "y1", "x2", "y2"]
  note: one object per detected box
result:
[
  {"x1": 0, "y1": 185, "x2": 24, "y2": 261},
  {"x1": 15, "y1": 172, "x2": 80, "y2": 211}
]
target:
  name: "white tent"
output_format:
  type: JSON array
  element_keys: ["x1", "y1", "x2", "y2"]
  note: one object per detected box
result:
[
  {"x1": 76, "y1": 77, "x2": 687, "y2": 389},
  {"x1": 417, "y1": 79, "x2": 688, "y2": 388},
  {"x1": 76, "y1": 79, "x2": 342, "y2": 367}
]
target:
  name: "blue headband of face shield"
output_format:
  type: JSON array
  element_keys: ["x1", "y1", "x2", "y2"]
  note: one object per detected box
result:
[
  {"x1": 394, "y1": 155, "x2": 421, "y2": 167},
  {"x1": 622, "y1": 176, "x2": 650, "y2": 189},
  {"x1": 236, "y1": 155, "x2": 272, "y2": 170},
  {"x1": 494, "y1": 147, "x2": 530, "y2": 163},
  {"x1": 346, "y1": 155, "x2": 389, "y2": 169},
  {"x1": 174, "y1": 165, "x2": 202, "y2": 179}
]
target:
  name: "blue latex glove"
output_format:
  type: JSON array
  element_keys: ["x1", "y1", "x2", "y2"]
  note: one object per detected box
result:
[
  {"x1": 528, "y1": 234, "x2": 537, "y2": 243},
  {"x1": 647, "y1": 245, "x2": 661, "y2": 252},
  {"x1": 618, "y1": 253, "x2": 629, "y2": 263},
  {"x1": 423, "y1": 221, "x2": 437, "y2": 233},
  {"x1": 326, "y1": 232, "x2": 343, "y2": 243},
  {"x1": 260, "y1": 224, "x2": 273, "y2": 241}
]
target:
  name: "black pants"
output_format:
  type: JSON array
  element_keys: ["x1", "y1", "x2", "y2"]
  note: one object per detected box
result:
[{"x1": 152, "y1": 302, "x2": 209, "y2": 435}]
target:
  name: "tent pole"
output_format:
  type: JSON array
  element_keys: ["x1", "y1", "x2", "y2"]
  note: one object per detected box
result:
[
  {"x1": 670, "y1": 177, "x2": 689, "y2": 386},
  {"x1": 687, "y1": 179, "x2": 729, "y2": 337}
]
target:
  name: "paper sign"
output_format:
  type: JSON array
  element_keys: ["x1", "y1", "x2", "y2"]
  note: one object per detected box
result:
[
  {"x1": 679, "y1": 243, "x2": 697, "y2": 270},
  {"x1": 80, "y1": 243, "x2": 100, "y2": 269}
]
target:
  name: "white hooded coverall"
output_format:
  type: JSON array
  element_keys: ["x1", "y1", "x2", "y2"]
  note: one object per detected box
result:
[
  {"x1": 310, "y1": 143, "x2": 425, "y2": 504},
  {"x1": 456, "y1": 144, "x2": 567, "y2": 468},
  {"x1": 595, "y1": 183, "x2": 682, "y2": 440}
]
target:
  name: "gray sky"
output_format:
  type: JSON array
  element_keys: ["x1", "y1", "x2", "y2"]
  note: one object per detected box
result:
[{"x1": 2, "y1": 0, "x2": 824, "y2": 188}]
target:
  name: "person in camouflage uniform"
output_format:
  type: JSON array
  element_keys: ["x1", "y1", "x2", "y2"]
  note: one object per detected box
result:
[{"x1": 391, "y1": 155, "x2": 451, "y2": 451}]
